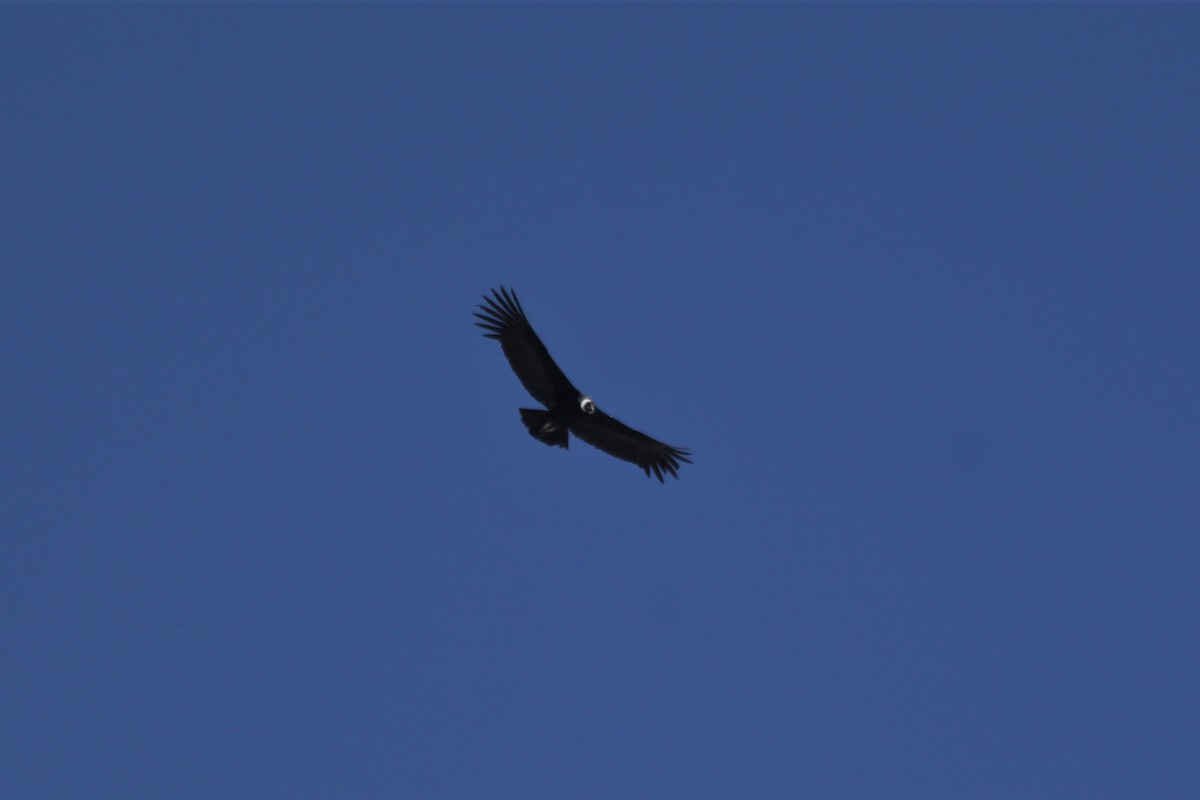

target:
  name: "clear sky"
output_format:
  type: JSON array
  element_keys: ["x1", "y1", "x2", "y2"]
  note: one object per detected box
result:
[{"x1": 3, "y1": 5, "x2": 1197, "y2": 799}]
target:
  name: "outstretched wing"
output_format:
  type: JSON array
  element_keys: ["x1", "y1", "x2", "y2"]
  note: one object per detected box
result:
[
  {"x1": 569, "y1": 409, "x2": 692, "y2": 482},
  {"x1": 474, "y1": 286, "x2": 578, "y2": 408}
]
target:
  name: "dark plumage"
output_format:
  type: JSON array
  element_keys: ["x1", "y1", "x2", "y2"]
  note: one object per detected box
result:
[{"x1": 474, "y1": 286, "x2": 692, "y2": 482}]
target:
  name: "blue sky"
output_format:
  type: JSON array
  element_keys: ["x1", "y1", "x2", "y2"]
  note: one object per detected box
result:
[{"x1": 2, "y1": 5, "x2": 1197, "y2": 799}]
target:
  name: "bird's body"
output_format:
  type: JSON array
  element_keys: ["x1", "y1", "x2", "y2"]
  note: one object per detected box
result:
[{"x1": 474, "y1": 286, "x2": 692, "y2": 482}]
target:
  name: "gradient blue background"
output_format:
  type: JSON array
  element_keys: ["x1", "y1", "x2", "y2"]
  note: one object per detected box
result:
[{"x1": 3, "y1": 6, "x2": 1197, "y2": 799}]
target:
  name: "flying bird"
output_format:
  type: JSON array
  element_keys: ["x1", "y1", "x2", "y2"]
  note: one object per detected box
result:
[{"x1": 475, "y1": 286, "x2": 692, "y2": 482}]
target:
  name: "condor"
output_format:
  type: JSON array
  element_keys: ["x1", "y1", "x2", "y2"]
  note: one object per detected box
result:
[{"x1": 474, "y1": 286, "x2": 692, "y2": 482}]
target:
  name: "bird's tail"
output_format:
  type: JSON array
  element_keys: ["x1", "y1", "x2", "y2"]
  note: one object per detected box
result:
[{"x1": 519, "y1": 408, "x2": 568, "y2": 449}]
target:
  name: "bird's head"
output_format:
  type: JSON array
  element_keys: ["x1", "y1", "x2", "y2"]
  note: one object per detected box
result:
[{"x1": 579, "y1": 396, "x2": 596, "y2": 415}]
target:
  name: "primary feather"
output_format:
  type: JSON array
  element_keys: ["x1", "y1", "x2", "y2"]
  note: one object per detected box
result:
[{"x1": 473, "y1": 286, "x2": 577, "y2": 409}]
